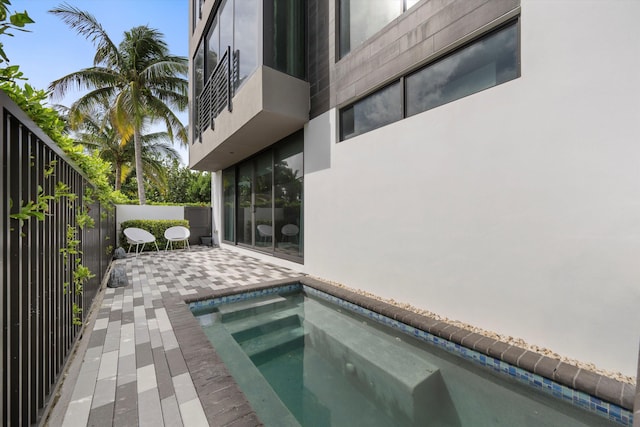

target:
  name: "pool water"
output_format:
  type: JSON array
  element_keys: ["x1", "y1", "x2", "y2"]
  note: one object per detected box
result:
[{"x1": 193, "y1": 292, "x2": 620, "y2": 427}]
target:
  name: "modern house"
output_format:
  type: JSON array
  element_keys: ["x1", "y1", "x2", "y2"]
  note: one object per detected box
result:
[{"x1": 189, "y1": 0, "x2": 640, "y2": 377}]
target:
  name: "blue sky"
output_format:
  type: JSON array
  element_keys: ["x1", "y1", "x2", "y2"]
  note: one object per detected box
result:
[{"x1": 5, "y1": 0, "x2": 190, "y2": 162}]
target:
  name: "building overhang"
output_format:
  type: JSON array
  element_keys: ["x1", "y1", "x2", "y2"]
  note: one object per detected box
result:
[{"x1": 190, "y1": 66, "x2": 310, "y2": 172}]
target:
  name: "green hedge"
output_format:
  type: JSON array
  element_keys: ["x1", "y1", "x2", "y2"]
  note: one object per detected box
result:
[
  {"x1": 120, "y1": 219, "x2": 190, "y2": 251},
  {"x1": 118, "y1": 201, "x2": 211, "y2": 207}
]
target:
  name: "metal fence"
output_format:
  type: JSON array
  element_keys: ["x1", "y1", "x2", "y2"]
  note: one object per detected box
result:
[{"x1": 0, "y1": 91, "x2": 115, "y2": 426}]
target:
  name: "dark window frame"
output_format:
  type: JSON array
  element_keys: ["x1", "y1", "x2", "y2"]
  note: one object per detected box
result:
[
  {"x1": 221, "y1": 131, "x2": 304, "y2": 264},
  {"x1": 338, "y1": 18, "x2": 521, "y2": 142},
  {"x1": 339, "y1": 79, "x2": 403, "y2": 141}
]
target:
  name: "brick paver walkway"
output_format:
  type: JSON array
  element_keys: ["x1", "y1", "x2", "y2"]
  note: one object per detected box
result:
[{"x1": 49, "y1": 246, "x2": 301, "y2": 427}]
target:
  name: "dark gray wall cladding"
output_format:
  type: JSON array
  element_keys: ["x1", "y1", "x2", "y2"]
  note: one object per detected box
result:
[
  {"x1": 308, "y1": 0, "x2": 331, "y2": 118},
  {"x1": 332, "y1": 0, "x2": 520, "y2": 108},
  {"x1": 184, "y1": 206, "x2": 212, "y2": 245}
]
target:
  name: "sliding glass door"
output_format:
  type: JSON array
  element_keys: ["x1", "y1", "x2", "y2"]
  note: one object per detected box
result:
[
  {"x1": 236, "y1": 162, "x2": 253, "y2": 246},
  {"x1": 222, "y1": 169, "x2": 235, "y2": 242},
  {"x1": 274, "y1": 136, "x2": 303, "y2": 258},
  {"x1": 254, "y1": 152, "x2": 273, "y2": 249},
  {"x1": 221, "y1": 130, "x2": 303, "y2": 261}
]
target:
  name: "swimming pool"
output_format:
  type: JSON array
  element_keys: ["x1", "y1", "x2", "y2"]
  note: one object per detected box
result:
[{"x1": 190, "y1": 282, "x2": 633, "y2": 426}]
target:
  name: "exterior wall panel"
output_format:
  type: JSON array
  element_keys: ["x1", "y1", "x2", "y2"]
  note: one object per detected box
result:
[
  {"x1": 300, "y1": 0, "x2": 640, "y2": 377},
  {"x1": 331, "y1": 0, "x2": 519, "y2": 107}
]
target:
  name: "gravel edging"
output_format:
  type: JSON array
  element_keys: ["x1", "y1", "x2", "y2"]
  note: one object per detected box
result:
[{"x1": 302, "y1": 276, "x2": 636, "y2": 410}]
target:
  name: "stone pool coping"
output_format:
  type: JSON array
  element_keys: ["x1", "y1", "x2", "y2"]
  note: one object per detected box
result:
[{"x1": 177, "y1": 276, "x2": 635, "y2": 424}]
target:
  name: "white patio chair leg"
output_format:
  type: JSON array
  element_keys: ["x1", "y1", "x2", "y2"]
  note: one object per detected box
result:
[
  {"x1": 154, "y1": 241, "x2": 159, "y2": 252},
  {"x1": 165, "y1": 240, "x2": 170, "y2": 251},
  {"x1": 186, "y1": 239, "x2": 190, "y2": 250}
]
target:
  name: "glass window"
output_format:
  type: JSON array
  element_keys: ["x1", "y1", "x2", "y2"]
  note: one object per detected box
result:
[
  {"x1": 222, "y1": 131, "x2": 304, "y2": 261},
  {"x1": 192, "y1": 41, "x2": 205, "y2": 142},
  {"x1": 274, "y1": 132, "x2": 303, "y2": 258},
  {"x1": 234, "y1": 0, "x2": 259, "y2": 89},
  {"x1": 340, "y1": 81, "x2": 402, "y2": 140},
  {"x1": 406, "y1": 22, "x2": 519, "y2": 117},
  {"x1": 340, "y1": 0, "x2": 403, "y2": 58},
  {"x1": 219, "y1": 0, "x2": 233, "y2": 55},
  {"x1": 205, "y1": 16, "x2": 219, "y2": 80},
  {"x1": 339, "y1": 21, "x2": 520, "y2": 141},
  {"x1": 254, "y1": 152, "x2": 273, "y2": 249},
  {"x1": 222, "y1": 168, "x2": 235, "y2": 242},
  {"x1": 265, "y1": 0, "x2": 306, "y2": 79},
  {"x1": 236, "y1": 162, "x2": 252, "y2": 246}
]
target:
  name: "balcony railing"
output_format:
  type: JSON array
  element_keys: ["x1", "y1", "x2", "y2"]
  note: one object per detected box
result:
[{"x1": 197, "y1": 46, "x2": 240, "y2": 142}]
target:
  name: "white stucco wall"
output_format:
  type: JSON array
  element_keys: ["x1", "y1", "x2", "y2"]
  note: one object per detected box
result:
[
  {"x1": 212, "y1": 172, "x2": 222, "y2": 246},
  {"x1": 302, "y1": 0, "x2": 640, "y2": 376},
  {"x1": 115, "y1": 205, "x2": 184, "y2": 244}
]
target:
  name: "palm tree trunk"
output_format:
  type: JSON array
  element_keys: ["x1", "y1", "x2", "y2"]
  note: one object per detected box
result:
[
  {"x1": 114, "y1": 163, "x2": 122, "y2": 191},
  {"x1": 133, "y1": 128, "x2": 146, "y2": 204}
]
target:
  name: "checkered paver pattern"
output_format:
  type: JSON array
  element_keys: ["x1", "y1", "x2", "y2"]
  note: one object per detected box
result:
[{"x1": 57, "y1": 246, "x2": 301, "y2": 427}]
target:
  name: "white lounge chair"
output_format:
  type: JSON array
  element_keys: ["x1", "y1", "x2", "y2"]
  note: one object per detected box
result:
[
  {"x1": 164, "y1": 226, "x2": 190, "y2": 251},
  {"x1": 123, "y1": 227, "x2": 159, "y2": 256},
  {"x1": 281, "y1": 224, "x2": 299, "y2": 243},
  {"x1": 257, "y1": 224, "x2": 273, "y2": 243}
]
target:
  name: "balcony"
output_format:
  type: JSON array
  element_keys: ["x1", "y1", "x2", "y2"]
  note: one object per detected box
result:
[{"x1": 190, "y1": 62, "x2": 309, "y2": 172}]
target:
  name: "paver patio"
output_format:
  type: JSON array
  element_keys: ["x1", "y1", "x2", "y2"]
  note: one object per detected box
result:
[{"x1": 46, "y1": 246, "x2": 302, "y2": 427}]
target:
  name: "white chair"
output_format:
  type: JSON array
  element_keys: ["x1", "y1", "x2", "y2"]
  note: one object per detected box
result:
[
  {"x1": 256, "y1": 224, "x2": 273, "y2": 243},
  {"x1": 123, "y1": 227, "x2": 159, "y2": 256},
  {"x1": 281, "y1": 224, "x2": 299, "y2": 243},
  {"x1": 164, "y1": 226, "x2": 191, "y2": 251}
]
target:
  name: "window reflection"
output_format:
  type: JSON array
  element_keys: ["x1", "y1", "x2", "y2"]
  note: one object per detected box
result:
[
  {"x1": 406, "y1": 23, "x2": 519, "y2": 116},
  {"x1": 205, "y1": 16, "x2": 219, "y2": 80},
  {"x1": 219, "y1": 0, "x2": 233, "y2": 56},
  {"x1": 254, "y1": 152, "x2": 273, "y2": 249},
  {"x1": 223, "y1": 131, "x2": 304, "y2": 260},
  {"x1": 340, "y1": 0, "x2": 403, "y2": 57},
  {"x1": 196, "y1": 0, "x2": 260, "y2": 97},
  {"x1": 339, "y1": 21, "x2": 520, "y2": 141},
  {"x1": 265, "y1": 0, "x2": 306, "y2": 79},
  {"x1": 235, "y1": 0, "x2": 259, "y2": 89},
  {"x1": 236, "y1": 163, "x2": 252, "y2": 246},
  {"x1": 275, "y1": 135, "x2": 303, "y2": 257},
  {"x1": 222, "y1": 169, "x2": 235, "y2": 242},
  {"x1": 192, "y1": 41, "x2": 205, "y2": 142},
  {"x1": 340, "y1": 81, "x2": 402, "y2": 140}
]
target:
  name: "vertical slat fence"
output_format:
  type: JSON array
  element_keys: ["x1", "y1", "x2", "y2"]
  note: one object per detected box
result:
[{"x1": 1, "y1": 91, "x2": 114, "y2": 426}]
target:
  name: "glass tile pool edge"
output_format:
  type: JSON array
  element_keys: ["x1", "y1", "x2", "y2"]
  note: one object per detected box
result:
[{"x1": 188, "y1": 282, "x2": 633, "y2": 426}]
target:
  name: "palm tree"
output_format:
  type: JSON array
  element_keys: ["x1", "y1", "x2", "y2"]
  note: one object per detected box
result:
[
  {"x1": 71, "y1": 106, "x2": 180, "y2": 192},
  {"x1": 48, "y1": 5, "x2": 188, "y2": 204}
]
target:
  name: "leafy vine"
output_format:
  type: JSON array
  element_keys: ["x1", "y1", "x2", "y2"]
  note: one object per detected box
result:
[{"x1": 10, "y1": 160, "x2": 95, "y2": 326}]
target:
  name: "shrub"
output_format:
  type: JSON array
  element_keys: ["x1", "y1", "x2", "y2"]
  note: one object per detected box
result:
[{"x1": 120, "y1": 219, "x2": 189, "y2": 251}]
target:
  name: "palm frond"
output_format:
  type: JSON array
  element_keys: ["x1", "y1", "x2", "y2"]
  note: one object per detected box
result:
[
  {"x1": 49, "y1": 67, "x2": 120, "y2": 100},
  {"x1": 144, "y1": 141, "x2": 180, "y2": 160},
  {"x1": 68, "y1": 86, "x2": 117, "y2": 125},
  {"x1": 145, "y1": 97, "x2": 188, "y2": 145},
  {"x1": 49, "y1": 4, "x2": 121, "y2": 68}
]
